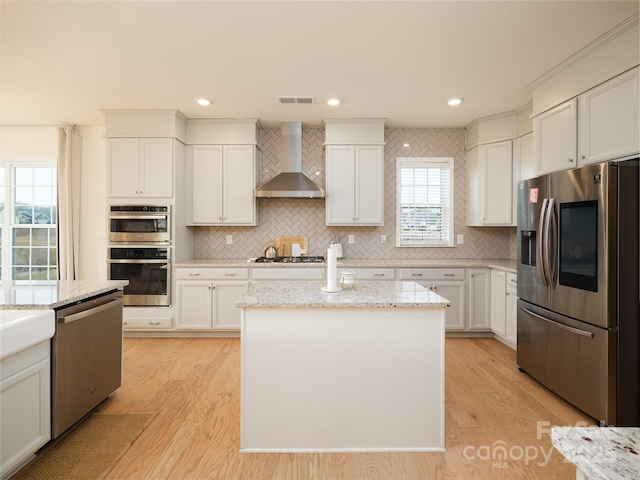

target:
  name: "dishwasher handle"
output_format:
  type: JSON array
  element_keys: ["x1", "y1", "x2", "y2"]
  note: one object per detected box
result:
[{"x1": 59, "y1": 296, "x2": 124, "y2": 324}]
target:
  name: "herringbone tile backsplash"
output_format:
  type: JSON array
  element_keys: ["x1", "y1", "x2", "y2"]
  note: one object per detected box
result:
[{"x1": 195, "y1": 127, "x2": 516, "y2": 259}]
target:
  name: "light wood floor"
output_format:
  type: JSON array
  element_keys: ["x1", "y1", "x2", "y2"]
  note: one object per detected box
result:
[{"x1": 99, "y1": 337, "x2": 593, "y2": 479}]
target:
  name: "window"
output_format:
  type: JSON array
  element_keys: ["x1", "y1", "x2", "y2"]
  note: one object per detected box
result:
[
  {"x1": 0, "y1": 161, "x2": 57, "y2": 284},
  {"x1": 396, "y1": 157, "x2": 454, "y2": 247}
]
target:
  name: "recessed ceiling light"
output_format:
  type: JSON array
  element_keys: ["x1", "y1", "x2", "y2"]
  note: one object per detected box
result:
[
  {"x1": 327, "y1": 98, "x2": 340, "y2": 106},
  {"x1": 196, "y1": 98, "x2": 211, "y2": 106},
  {"x1": 447, "y1": 98, "x2": 462, "y2": 106}
]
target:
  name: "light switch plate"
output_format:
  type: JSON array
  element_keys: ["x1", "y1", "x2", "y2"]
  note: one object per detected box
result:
[
  {"x1": 457, "y1": 234, "x2": 464, "y2": 245},
  {"x1": 348, "y1": 235, "x2": 355, "y2": 244}
]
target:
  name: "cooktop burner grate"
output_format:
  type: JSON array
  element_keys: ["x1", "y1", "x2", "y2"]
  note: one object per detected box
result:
[{"x1": 253, "y1": 256, "x2": 325, "y2": 263}]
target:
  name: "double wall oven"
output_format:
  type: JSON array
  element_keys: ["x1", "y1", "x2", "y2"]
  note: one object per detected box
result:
[{"x1": 107, "y1": 205, "x2": 171, "y2": 306}]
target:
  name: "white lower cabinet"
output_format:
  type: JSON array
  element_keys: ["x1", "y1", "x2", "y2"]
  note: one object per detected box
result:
[
  {"x1": 467, "y1": 268, "x2": 491, "y2": 330},
  {"x1": 0, "y1": 341, "x2": 51, "y2": 478},
  {"x1": 491, "y1": 270, "x2": 517, "y2": 349},
  {"x1": 176, "y1": 268, "x2": 249, "y2": 330},
  {"x1": 490, "y1": 270, "x2": 507, "y2": 338},
  {"x1": 398, "y1": 268, "x2": 467, "y2": 331},
  {"x1": 506, "y1": 273, "x2": 518, "y2": 347}
]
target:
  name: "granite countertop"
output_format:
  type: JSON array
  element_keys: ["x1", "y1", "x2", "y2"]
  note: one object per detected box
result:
[
  {"x1": 0, "y1": 280, "x2": 129, "y2": 310},
  {"x1": 552, "y1": 427, "x2": 640, "y2": 480},
  {"x1": 176, "y1": 258, "x2": 517, "y2": 273},
  {"x1": 235, "y1": 280, "x2": 451, "y2": 309}
]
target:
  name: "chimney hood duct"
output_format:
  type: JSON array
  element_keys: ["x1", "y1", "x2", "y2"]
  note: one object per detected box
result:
[{"x1": 255, "y1": 122, "x2": 325, "y2": 198}]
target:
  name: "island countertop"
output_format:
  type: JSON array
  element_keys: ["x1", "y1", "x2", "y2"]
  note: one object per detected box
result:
[
  {"x1": 552, "y1": 427, "x2": 640, "y2": 480},
  {"x1": 0, "y1": 280, "x2": 129, "y2": 310},
  {"x1": 235, "y1": 280, "x2": 450, "y2": 309}
]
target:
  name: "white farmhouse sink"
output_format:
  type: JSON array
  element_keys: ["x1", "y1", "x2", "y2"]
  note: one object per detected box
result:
[{"x1": 0, "y1": 309, "x2": 55, "y2": 360}]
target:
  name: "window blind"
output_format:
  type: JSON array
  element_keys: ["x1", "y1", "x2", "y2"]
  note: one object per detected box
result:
[{"x1": 396, "y1": 158, "x2": 453, "y2": 247}]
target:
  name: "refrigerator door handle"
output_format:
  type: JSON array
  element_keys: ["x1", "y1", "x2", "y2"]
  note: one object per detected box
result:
[
  {"x1": 538, "y1": 198, "x2": 549, "y2": 287},
  {"x1": 547, "y1": 198, "x2": 558, "y2": 288},
  {"x1": 519, "y1": 305, "x2": 594, "y2": 338}
]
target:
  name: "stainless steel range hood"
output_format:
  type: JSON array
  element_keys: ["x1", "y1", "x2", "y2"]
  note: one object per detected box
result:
[{"x1": 255, "y1": 122, "x2": 325, "y2": 198}]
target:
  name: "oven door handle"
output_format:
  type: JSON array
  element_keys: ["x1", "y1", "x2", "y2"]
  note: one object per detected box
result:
[
  {"x1": 109, "y1": 214, "x2": 167, "y2": 220},
  {"x1": 108, "y1": 259, "x2": 169, "y2": 264},
  {"x1": 59, "y1": 297, "x2": 124, "y2": 324}
]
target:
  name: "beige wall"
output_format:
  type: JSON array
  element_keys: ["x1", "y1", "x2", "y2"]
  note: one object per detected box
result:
[
  {"x1": 195, "y1": 127, "x2": 514, "y2": 259},
  {"x1": 77, "y1": 126, "x2": 107, "y2": 280},
  {"x1": 0, "y1": 126, "x2": 58, "y2": 157}
]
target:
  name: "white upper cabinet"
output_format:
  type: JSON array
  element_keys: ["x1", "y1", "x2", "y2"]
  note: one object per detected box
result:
[
  {"x1": 107, "y1": 138, "x2": 174, "y2": 198},
  {"x1": 325, "y1": 145, "x2": 384, "y2": 226},
  {"x1": 466, "y1": 140, "x2": 513, "y2": 226},
  {"x1": 578, "y1": 67, "x2": 639, "y2": 165},
  {"x1": 188, "y1": 144, "x2": 258, "y2": 226},
  {"x1": 533, "y1": 99, "x2": 578, "y2": 175}
]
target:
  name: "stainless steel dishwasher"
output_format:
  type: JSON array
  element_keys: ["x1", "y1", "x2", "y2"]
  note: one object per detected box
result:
[{"x1": 51, "y1": 290, "x2": 124, "y2": 439}]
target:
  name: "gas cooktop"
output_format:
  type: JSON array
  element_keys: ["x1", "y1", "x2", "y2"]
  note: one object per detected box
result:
[{"x1": 253, "y1": 256, "x2": 325, "y2": 264}]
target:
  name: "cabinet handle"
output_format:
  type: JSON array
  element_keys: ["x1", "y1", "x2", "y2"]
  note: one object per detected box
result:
[
  {"x1": 374, "y1": 273, "x2": 385, "y2": 277},
  {"x1": 444, "y1": 273, "x2": 455, "y2": 277},
  {"x1": 581, "y1": 155, "x2": 586, "y2": 160},
  {"x1": 189, "y1": 273, "x2": 201, "y2": 276},
  {"x1": 224, "y1": 273, "x2": 236, "y2": 276},
  {"x1": 568, "y1": 158, "x2": 574, "y2": 163},
  {"x1": 148, "y1": 321, "x2": 160, "y2": 325},
  {"x1": 510, "y1": 279, "x2": 517, "y2": 284},
  {"x1": 411, "y1": 273, "x2": 423, "y2": 277},
  {"x1": 123, "y1": 321, "x2": 128, "y2": 325}
]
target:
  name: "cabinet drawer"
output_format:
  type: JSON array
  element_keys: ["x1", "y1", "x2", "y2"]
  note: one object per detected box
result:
[
  {"x1": 122, "y1": 316, "x2": 173, "y2": 329},
  {"x1": 251, "y1": 268, "x2": 324, "y2": 281},
  {"x1": 344, "y1": 268, "x2": 395, "y2": 280},
  {"x1": 175, "y1": 268, "x2": 249, "y2": 280},
  {"x1": 398, "y1": 268, "x2": 465, "y2": 281}
]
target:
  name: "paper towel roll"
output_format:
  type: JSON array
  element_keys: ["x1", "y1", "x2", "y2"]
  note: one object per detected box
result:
[{"x1": 321, "y1": 244, "x2": 341, "y2": 293}]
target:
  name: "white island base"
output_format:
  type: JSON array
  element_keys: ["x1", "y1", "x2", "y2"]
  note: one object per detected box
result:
[{"x1": 238, "y1": 281, "x2": 447, "y2": 453}]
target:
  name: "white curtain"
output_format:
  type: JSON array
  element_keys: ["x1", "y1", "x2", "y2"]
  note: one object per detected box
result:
[{"x1": 57, "y1": 126, "x2": 82, "y2": 280}]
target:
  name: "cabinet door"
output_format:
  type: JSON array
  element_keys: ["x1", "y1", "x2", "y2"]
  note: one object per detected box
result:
[
  {"x1": 325, "y1": 146, "x2": 356, "y2": 225},
  {"x1": 431, "y1": 281, "x2": 466, "y2": 331},
  {"x1": 139, "y1": 138, "x2": 173, "y2": 197},
  {"x1": 191, "y1": 145, "x2": 223, "y2": 224},
  {"x1": 355, "y1": 146, "x2": 384, "y2": 225},
  {"x1": 534, "y1": 99, "x2": 577, "y2": 175},
  {"x1": 223, "y1": 145, "x2": 257, "y2": 225},
  {"x1": 482, "y1": 141, "x2": 512, "y2": 225},
  {"x1": 176, "y1": 281, "x2": 213, "y2": 329},
  {"x1": 213, "y1": 282, "x2": 248, "y2": 329},
  {"x1": 514, "y1": 133, "x2": 534, "y2": 225},
  {"x1": 465, "y1": 147, "x2": 481, "y2": 226},
  {"x1": 106, "y1": 139, "x2": 139, "y2": 197},
  {"x1": 467, "y1": 269, "x2": 491, "y2": 330},
  {"x1": 490, "y1": 270, "x2": 507, "y2": 338},
  {"x1": 579, "y1": 67, "x2": 639, "y2": 165}
]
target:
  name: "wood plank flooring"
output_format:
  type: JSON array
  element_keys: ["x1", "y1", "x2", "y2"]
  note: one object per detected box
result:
[{"x1": 99, "y1": 337, "x2": 593, "y2": 479}]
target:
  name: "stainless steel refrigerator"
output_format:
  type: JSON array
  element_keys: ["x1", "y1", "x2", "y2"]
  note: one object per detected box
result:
[{"x1": 516, "y1": 159, "x2": 639, "y2": 426}]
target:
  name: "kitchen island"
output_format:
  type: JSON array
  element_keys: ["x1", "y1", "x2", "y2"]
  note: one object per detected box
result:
[{"x1": 236, "y1": 280, "x2": 450, "y2": 453}]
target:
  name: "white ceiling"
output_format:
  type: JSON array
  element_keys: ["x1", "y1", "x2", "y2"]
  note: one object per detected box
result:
[{"x1": 1, "y1": 1, "x2": 638, "y2": 128}]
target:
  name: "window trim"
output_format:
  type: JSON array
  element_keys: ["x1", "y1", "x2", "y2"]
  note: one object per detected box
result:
[{"x1": 395, "y1": 157, "x2": 455, "y2": 248}]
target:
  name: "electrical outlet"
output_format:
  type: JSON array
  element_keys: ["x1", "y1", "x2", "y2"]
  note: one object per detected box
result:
[
  {"x1": 457, "y1": 234, "x2": 464, "y2": 245},
  {"x1": 348, "y1": 235, "x2": 355, "y2": 244},
  {"x1": 381, "y1": 235, "x2": 387, "y2": 244},
  {"x1": 226, "y1": 235, "x2": 233, "y2": 245}
]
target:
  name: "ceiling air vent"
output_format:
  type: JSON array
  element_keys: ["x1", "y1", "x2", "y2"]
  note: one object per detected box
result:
[{"x1": 278, "y1": 96, "x2": 315, "y2": 104}]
